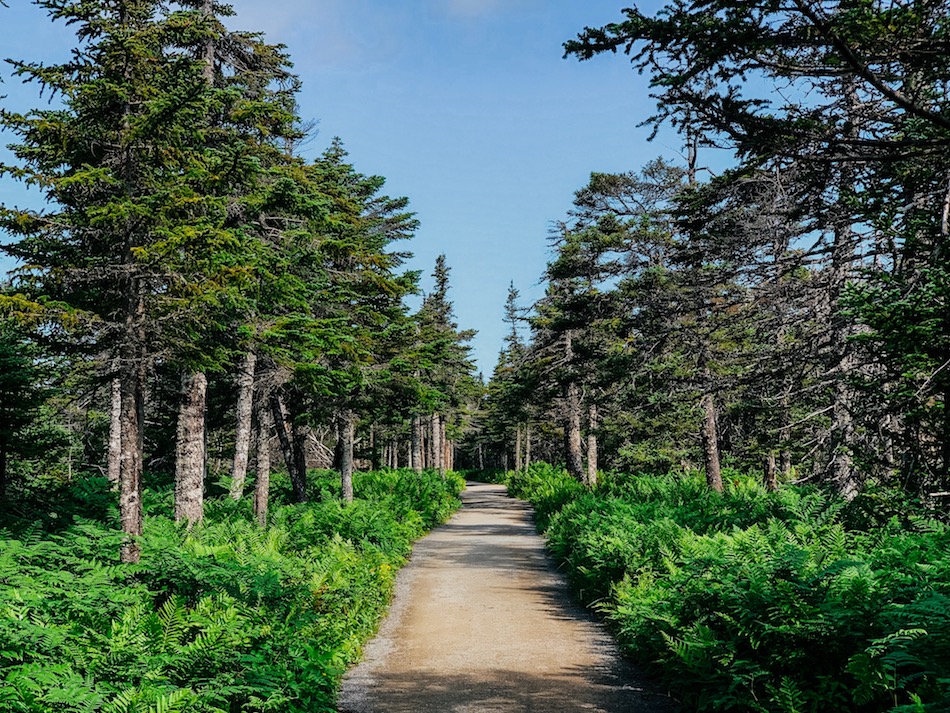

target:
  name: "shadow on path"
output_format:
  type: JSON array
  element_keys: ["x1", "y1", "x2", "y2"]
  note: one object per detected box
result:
[{"x1": 338, "y1": 482, "x2": 677, "y2": 713}]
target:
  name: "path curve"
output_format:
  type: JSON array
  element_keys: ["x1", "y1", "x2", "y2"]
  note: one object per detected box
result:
[{"x1": 338, "y1": 481, "x2": 676, "y2": 713}]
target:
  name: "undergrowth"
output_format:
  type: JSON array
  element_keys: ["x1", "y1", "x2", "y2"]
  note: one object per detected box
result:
[
  {"x1": 503, "y1": 463, "x2": 950, "y2": 713},
  {"x1": 0, "y1": 468, "x2": 463, "y2": 713}
]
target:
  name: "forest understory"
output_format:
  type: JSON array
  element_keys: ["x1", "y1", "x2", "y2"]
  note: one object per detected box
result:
[
  {"x1": 0, "y1": 468, "x2": 464, "y2": 713},
  {"x1": 489, "y1": 463, "x2": 950, "y2": 713}
]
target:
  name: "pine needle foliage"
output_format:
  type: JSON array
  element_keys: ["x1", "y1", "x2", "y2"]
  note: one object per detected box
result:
[{"x1": 506, "y1": 464, "x2": 950, "y2": 712}]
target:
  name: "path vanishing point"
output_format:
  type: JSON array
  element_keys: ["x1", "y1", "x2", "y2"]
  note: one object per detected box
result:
[{"x1": 338, "y1": 481, "x2": 677, "y2": 713}]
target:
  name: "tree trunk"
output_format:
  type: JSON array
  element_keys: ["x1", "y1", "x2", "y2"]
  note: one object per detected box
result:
[
  {"x1": 411, "y1": 416, "x2": 423, "y2": 473},
  {"x1": 565, "y1": 381, "x2": 584, "y2": 483},
  {"x1": 515, "y1": 425, "x2": 523, "y2": 471},
  {"x1": 332, "y1": 430, "x2": 344, "y2": 471},
  {"x1": 424, "y1": 415, "x2": 433, "y2": 470},
  {"x1": 564, "y1": 332, "x2": 584, "y2": 484},
  {"x1": 370, "y1": 425, "x2": 381, "y2": 471},
  {"x1": 229, "y1": 351, "x2": 256, "y2": 500},
  {"x1": 270, "y1": 395, "x2": 294, "y2": 477},
  {"x1": 201, "y1": 0, "x2": 215, "y2": 83},
  {"x1": 824, "y1": 83, "x2": 861, "y2": 500},
  {"x1": 764, "y1": 451, "x2": 778, "y2": 492},
  {"x1": 107, "y1": 374, "x2": 122, "y2": 488},
  {"x1": 291, "y1": 421, "x2": 308, "y2": 503},
  {"x1": 270, "y1": 395, "x2": 306, "y2": 502},
  {"x1": 477, "y1": 443, "x2": 484, "y2": 471},
  {"x1": 429, "y1": 413, "x2": 444, "y2": 470},
  {"x1": 778, "y1": 388, "x2": 793, "y2": 479},
  {"x1": 119, "y1": 363, "x2": 144, "y2": 563},
  {"x1": 340, "y1": 410, "x2": 355, "y2": 503},
  {"x1": 0, "y1": 444, "x2": 7, "y2": 503},
  {"x1": 702, "y1": 392, "x2": 723, "y2": 493},
  {"x1": 175, "y1": 371, "x2": 207, "y2": 526},
  {"x1": 254, "y1": 402, "x2": 272, "y2": 527},
  {"x1": 440, "y1": 416, "x2": 448, "y2": 475},
  {"x1": 585, "y1": 405, "x2": 598, "y2": 489},
  {"x1": 780, "y1": 450, "x2": 793, "y2": 480},
  {"x1": 525, "y1": 423, "x2": 532, "y2": 468}
]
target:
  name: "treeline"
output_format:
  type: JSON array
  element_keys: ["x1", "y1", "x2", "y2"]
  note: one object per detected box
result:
[
  {"x1": 0, "y1": 0, "x2": 478, "y2": 561},
  {"x1": 472, "y1": 0, "x2": 950, "y2": 502}
]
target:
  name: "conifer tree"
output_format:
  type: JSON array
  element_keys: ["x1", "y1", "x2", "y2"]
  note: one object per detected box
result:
[{"x1": 0, "y1": 0, "x2": 295, "y2": 555}]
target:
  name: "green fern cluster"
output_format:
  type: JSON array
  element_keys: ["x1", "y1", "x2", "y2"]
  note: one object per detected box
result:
[
  {"x1": 507, "y1": 464, "x2": 950, "y2": 712},
  {"x1": 0, "y1": 469, "x2": 464, "y2": 712}
]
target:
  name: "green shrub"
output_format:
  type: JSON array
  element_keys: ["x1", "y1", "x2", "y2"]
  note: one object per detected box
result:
[
  {"x1": 0, "y1": 468, "x2": 463, "y2": 712},
  {"x1": 507, "y1": 462, "x2": 950, "y2": 712}
]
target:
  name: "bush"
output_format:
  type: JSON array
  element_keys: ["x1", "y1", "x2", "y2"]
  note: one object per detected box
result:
[
  {"x1": 506, "y1": 463, "x2": 950, "y2": 713},
  {"x1": 0, "y1": 468, "x2": 463, "y2": 712}
]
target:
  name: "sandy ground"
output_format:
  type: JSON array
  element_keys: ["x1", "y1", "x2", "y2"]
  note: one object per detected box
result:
[{"x1": 337, "y1": 481, "x2": 678, "y2": 713}]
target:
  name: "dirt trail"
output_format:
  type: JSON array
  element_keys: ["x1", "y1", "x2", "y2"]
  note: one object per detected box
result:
[{"x1": 338, "y1": 481, "x2": 676, "y2": 713}]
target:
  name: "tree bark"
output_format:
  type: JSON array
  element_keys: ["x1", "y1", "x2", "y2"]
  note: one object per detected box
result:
[
  {"x1": 229, "y1": 351, "x2": 256, "y2": 500},
  {"x1": 429, "y1": 413, "x2": 444, "y2": 470},
  {"x1": 290, "y1": 421, "x2": 308, "y2": 503},
  {"x1": 780, "y1": 449, "x2": 793, "y2": 480},
  {"x1": 564, "y1": 331, "x2": 584, "y2": 484},
  {"x1": 340, "y1": 410, "x2": 355, "y2": 503},
  {"x1": 0, "y1": 444, "x2": 7, "y2": 503},
  {"x1": 107, "y1": 374, "x2": 122, "y2": 488},
  {"x1": 823, "y1": 82, "x2": 861, "y2": 500},
  {"x1": 270, "y1": 395, "x2": 294, "y2": 477},
  {"x1": 441, "y1": 416, "x2": 448, "y2": 474},
  {"x1": 702, "y1": 392, "x2": 724, "y2": 493},
  {"x1": 270, "y1": 394, "x2": 306, "y2": 502},
  {"x1": 254, "y1": 402, "x2": 272, "y2": 527},
  {"x1": 585, "y1": 405, "x2": 598, "y2": 489},
  {"x1": 175, "y1": 371, "x2": 207, "y2": 526},
  {"x1": 201, "y1": 0, "x2": 215, "y2": 83},
  {"x1": 370, "y1": 425, "x2": 381, "y2": 471},
  {"x1": 764, "y1": 451, "x2": 778, "y2": 492},
  {"x1": 411, "y1": 416, "x2": 423, "y2": 473},
  {"x1": 119, "y1": 363, "x2": 144, "y2": 563},
  {"x1": 515, "y1": 424, "x2": 523, "y2": 471},
  {"x1": 525, "y1": 423, "x2": 532, "y2": 469}
]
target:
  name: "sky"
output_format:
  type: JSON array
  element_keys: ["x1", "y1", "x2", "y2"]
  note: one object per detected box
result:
[{"x1": 0, "y1": 0, "x2": 678, "y2": 375}]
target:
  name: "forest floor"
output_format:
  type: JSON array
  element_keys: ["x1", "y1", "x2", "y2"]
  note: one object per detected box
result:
[{"x1": 337, "y1": 481, "x2": 677, "y2": 713}]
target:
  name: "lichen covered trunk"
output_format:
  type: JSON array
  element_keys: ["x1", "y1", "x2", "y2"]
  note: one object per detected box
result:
[
  {"x1": 340, "y1": 410, "x2": 355, "y2": 503},
  {"x1": 229, "y1": 351, "x2": 256, "y2": 500},
  {"x1": 585, "y1": 405, "x2": 598, "y2": 489},
  {"x1": 254, "y1": 402, "x2": 272, "y2": 527},
  {"x1": 175, "y1": 371, "x2": 207, "y2": 526},
  {"x1": 702, "y1": 392, "x2": 723, "y2": 493},
  {"x1": 565, "y1": 380, "x2": 584, "y2": 484},
  {"x1": 411, "y1": 416, "x2": 423, "y2": 473},
  {"x1": 119, "y1": 363, "x2": 144, "y2": 563},
  {"x1": 107, "y1": 375, "x2": 122, "y2": 487}
]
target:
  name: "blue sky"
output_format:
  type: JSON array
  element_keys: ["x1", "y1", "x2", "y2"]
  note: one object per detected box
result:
[{"x1": 1, "y1": 0, "x2": 679, "y2": 375}]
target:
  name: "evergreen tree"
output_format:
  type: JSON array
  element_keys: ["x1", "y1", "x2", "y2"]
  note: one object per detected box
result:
[{"x1": 0, "y1": 0, "x2": 295, "y2": 556}]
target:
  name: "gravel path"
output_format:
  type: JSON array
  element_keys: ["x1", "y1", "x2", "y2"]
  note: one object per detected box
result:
[{"x1": 337, "y1": 481, "x2": 677, "y2": 713}]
